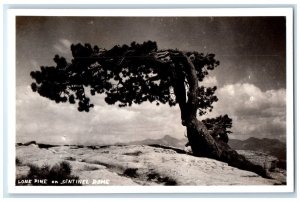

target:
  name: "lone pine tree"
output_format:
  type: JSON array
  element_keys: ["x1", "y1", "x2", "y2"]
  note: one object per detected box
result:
[{"x1": 30, "y1": 41, "x2": 269, "y2": 177}]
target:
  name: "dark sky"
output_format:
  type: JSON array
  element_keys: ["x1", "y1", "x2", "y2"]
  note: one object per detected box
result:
[
  {"x1": 16, "y1": 17, "x2": 285, "y2": 90},
  {"x1": 16, "y1": 16, "x2": 287, "y2": 144}
]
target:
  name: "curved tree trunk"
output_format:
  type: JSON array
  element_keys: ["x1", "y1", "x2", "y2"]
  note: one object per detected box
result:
[
  {"x1": 186, "y1": 119, "x2": 221, "y2": 159},
  {"x1": 185, "y1": 119, "x2": 269, "y2": 178},
  {"x1": 172, "y1": 52, "x2": 269, "y2": 178}
]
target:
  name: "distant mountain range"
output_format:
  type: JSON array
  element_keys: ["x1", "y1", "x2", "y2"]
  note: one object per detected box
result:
[
  {"x1": 123, "y1": 135, "x2": 286, "y2": 166},
  {"x1": 124, "y1": 135, "x2": 187, "y2": 148},
  {"x1": 228, "y1": 137, "x2": 286, "y2": 164},
  {"x1": 18, "y1": 135, "x2": 286, "y2": 169}
]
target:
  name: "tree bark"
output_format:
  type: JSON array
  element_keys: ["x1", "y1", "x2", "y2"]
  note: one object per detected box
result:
[
  {"x1": 185, "y1": 120, "x2": 269, "y2": 178},
  {"x1": 175, "y1": 53, "x2": 269, "y2": 178}
]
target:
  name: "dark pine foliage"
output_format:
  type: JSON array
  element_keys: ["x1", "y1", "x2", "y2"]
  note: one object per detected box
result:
[
  {"x1": 203, "y1": 115, "x2": 233, "y2": 143},
  {"x1": 30, "y1": 41, "x2": 219, "y2": 115}
]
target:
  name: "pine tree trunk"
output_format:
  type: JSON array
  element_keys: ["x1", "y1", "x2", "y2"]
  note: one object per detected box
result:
[
  {"x1": 185, "y1": 119, "x2": 269, "y2": 178},
  {"x1": 186, "y1": 119, "x2": 221, "y2": 159},
  {"x1": 172, "y1": 52, "x2": 269, "y2": 178}
]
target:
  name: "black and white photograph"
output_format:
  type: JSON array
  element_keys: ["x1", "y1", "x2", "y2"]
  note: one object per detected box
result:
[{"x1": 9, "y1": 8, "x2": 294, "y2": 193}]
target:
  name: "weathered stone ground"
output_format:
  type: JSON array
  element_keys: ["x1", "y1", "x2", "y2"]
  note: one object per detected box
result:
[{"x1": 16, "y1": 143, "x2": 285, "y2": 186}]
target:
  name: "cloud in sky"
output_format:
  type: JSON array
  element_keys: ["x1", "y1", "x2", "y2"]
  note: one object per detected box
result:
[
  {"x1": 200, "y1": 76, "x2": 218, "y2": 87},
  {"x1": 30, "y1": 60, "x2": 39, "y2": 69},
  {"x1": 206, "y1": 83, "x2": 286, "y2": 141},
  {"x1": 16, "y1": 81, "x2": 286, "y2": 145},
  {"x1": 53, "y1": 38, "x2": 72, "y2": 54},
  {"x1": 16, "y1": 86, "x2": 184, "y2": 145}
]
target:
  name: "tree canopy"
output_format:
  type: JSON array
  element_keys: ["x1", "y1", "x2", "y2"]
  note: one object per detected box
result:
[{"x1": 30, "y1": 41, "x2": 219, "y2": 116}]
